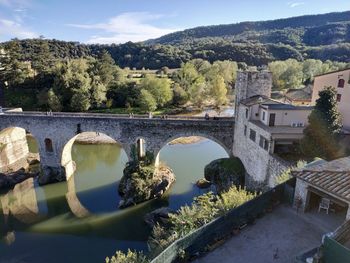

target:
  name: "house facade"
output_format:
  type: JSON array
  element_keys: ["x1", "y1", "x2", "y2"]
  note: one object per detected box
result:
[{"x1": 312, "y1": 68, "x2": 350, "y2": 131}]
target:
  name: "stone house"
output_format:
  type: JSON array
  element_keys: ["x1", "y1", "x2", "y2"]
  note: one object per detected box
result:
[
  {"x1": 284, "y1": 86, "x2": 312, "y2": 105},
  {"x1": 292, "y1": 156, "x2": 350, "y2": 220},
  {"x1": 233, "y1": 70, "x2": 313, "y2": 189}
]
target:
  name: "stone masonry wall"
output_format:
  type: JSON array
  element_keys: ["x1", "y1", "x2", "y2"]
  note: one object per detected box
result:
[
  {"x1": 0, "y1": 114, "x2": 235, "y2": 183},
  {"x1": 235, "y1": 70, "x2": 272, "y2": 115},
  {"x1": 233, "y1": 104, "x2": 289, "y2": 190},
  {"x1": 0, "y1": 127, "x2": 29, "y2": 173}
]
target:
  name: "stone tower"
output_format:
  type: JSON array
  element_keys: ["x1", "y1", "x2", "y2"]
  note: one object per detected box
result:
[{"x1": 234, "y1": 70, "x2": 272, "y2": 117}]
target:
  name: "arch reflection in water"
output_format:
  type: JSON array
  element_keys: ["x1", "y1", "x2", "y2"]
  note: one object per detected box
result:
[
  {"x1": 70, "y1": 134, "x2": 128, "y2": 213},
  {"x1": 61, "y1": 132, "x2": 128, "y2": 181},
  {"x1": 157, "y1": 136, "x2": 229, "y2": 210},
  {"x1": 0, "y1": 178, "x2": 43, "y2": 225}
]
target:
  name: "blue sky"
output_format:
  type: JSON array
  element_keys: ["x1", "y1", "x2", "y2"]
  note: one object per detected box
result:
[{"x1": 0, "y1": 0, "x2": 349, "y2": 44}]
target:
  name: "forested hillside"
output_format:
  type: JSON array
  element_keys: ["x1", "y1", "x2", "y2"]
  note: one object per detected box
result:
[
  {"x1": 1, "y1": 11, "x2": 350, "y2": 69},
  {"x1": 148, "y1": 11, "x2": 350, "y2": 46}
]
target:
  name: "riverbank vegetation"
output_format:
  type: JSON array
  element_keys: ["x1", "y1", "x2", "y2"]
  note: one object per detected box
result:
[
  {"x1": 1, "y1": 39, "x2": 349, "y2": 114},
  {"x1": 0, "y1": 40, "x2": 235, "y2": 112},
  {"x1": 204, "y1": 157, "x2": 246, "y2": 193},
  {"x1": 105, "y1": 250, "x2": 149, "y2": 263}
]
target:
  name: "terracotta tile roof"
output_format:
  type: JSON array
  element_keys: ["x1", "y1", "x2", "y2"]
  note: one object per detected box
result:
[
  {"x1": 292, "y1": 170, "x2": 350, "y2": 202},
  {"x1": 306, "y1": 157, "x2": 350, "y2": 172}
]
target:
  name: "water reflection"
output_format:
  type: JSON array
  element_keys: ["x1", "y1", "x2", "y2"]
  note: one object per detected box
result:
[
  {"x1": 66, "y1": 177, "x2": 90, "y2": 218},
  {"x1": 0, "y1": 138, "x2": 229, "y2": 263},
  {"x1": 1, "y1": 178, "x2": 43, "y2": 224},
  {"x1": 72, "y1": 144, "x2": 125, "y2": 174}
]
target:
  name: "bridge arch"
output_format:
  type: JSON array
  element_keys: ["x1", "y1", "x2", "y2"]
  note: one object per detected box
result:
[
  {"x1": 0, "y1": 126, "x2": 40, "y2": 173},
  {"x1": 61, "y1": 131, "x2": 129, "y2": 181},
  {"x1": 154, "y1": 133, "x2": 232, "y2": 163}
]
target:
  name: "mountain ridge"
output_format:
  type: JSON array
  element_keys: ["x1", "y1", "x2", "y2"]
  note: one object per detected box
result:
[{"x1": 146, "y1": 11, "x2": 350, "y2": 46}]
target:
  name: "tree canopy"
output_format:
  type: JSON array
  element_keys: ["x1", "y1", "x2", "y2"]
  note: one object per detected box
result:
[{"x1": 301, "y1": 87, "x2": 343, "y2": 160}]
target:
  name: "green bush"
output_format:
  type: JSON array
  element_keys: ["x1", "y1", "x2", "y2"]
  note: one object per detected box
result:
[
  {"x1": 149, "y1": 186, "x2": 258, "y2": 253},
  {"x1": 274, "y1": 160, "x2": 306, "y2": 185},
  {"x1": 105, "y1": 250, "x2": 149, "y2": 263}
]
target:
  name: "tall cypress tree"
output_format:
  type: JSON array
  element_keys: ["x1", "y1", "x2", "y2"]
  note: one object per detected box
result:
[{"x1": 301, "y1": 86, "x2": 343, "y2": 160}]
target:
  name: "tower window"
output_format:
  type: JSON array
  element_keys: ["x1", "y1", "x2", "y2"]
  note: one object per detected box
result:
[{"x1": 249, "y1": 129, "x2": 256, "y2": 142}]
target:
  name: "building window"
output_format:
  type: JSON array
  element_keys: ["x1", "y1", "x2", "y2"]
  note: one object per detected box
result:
[
  {"x1": 44, "y1": 138, "x2": 53, "y2": 152},
  {"x1": 259, "y1": 136, "x2": 269, "y2": 151},
  {"x1": 337, "y1": 94, "x2": 342, "y2": 102},
  {"x1": 245, "y1": 108, "x2": 249, "y2": 119},
  {"x1": 249, "y1": 129, "x2": 256, "y2": 142},
  {"x1": 262, "y1": 111, "x2": 266, "y2": 121},
  {"x1": 338, "y1": 79, "x2": 345, "y2": 88},
  {"x1": 244, "y1": 125, "x2": 247, "y2": 136}
]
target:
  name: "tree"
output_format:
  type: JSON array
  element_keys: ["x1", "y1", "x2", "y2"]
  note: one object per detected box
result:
[
  {"x1": 70, "y1": 91, "x2": 91, "y2": 111},
  {"x1": 188, "y1": 76, "x2": 208, "y2": 109},
  {"x1": 268, "y1": 60, "x2": 288, "y2": 90},
  {"x1": 0, "y1": 41, "x2": 30, "y2": 86},
  {"x1": 90, "y1": 76, "x2": 107, "y2": 108},
  {"x1": 209, "y1": 76, "x2": 228, "y2": 107},
  {"x1": 31, "y1": 39, "x2": 55, "y2": 75},
  {"x1": 213, "y1": 60, "x2": 238, "y2": 85},
  {"x1": 52, "y1": 59, "x2": 92, "y2": 111},
  {"x1": 139, "y1": 75, "x2": 172, "y2": 108},
  {"x1": 268, "y1": 59, "x2": 303, "y2": 90},
  {"x1": 302, "y1": 59, "x2": 323, "y2": 83},
  {"x1": 172, "y1": 83, "x2": 188, "y2": 106},
  {"x1": 280, "y1": 59, "x2": 303, "y2": 89},
  {"x1": 175, "y1": 62, "x2": 201, "y2": 92},
  {"x1": 138, "y1": 89, "x2": 157, "y2": 112},
  {"x1": 301, "y1": 87, "x2": 343, "y2": 160},
  {"x1": 47, "y1": 88, "x2": 62, "y2": 111},
  {"x1": 93, "y1": 50, "x2": 117, "y2": 86}
]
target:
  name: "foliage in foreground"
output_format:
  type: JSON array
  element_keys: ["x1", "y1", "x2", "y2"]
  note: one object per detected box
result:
[
  {"x1": 149, "y1": 186, "x2": 257, "y2": 255},
  {"x1": 274, "y1": 160, "x2": 306, "y2": 186},
  {"x1": 105, "y1": 249, "x2": 149, "y2": 263}
]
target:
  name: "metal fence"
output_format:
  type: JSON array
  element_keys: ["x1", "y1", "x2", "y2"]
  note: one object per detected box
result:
[
  {"x1": 151, "y1": 182, "x2": 290, "y2": 263},
  {"x1": 323, "y1": 236, "x2": 350, "y2": 263}
]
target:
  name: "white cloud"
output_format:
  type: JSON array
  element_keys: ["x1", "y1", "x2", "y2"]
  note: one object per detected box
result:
[
  {"x1": 67, "y1": 12, "x2": 180, "y2": 44},
  {"x1": 0, "y1": 18, "x2": 37, "y2": 39},
  {"x1": 287, "y1": 1, "x2": 305, "y2": 8},
  {"x1": 0, "y1": 0, "x2": 30, "y2": 7}
]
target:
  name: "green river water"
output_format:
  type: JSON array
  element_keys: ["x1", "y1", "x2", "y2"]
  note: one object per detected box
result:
[{"x1": 0, "y1": 137, "x2": 227, "y2": 263}]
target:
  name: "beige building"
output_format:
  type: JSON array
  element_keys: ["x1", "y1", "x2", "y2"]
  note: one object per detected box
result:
[
  {"x1": 238, "y1": 95, "x2": 312, "y2": 156},
  {"x1": 312, "y1": 68, "x2": 350, "y2": 131}
]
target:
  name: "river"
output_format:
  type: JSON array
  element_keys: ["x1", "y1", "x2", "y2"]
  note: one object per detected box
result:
[{"x1": 0, "y1": 136, "x2": 228, "y2": 263}]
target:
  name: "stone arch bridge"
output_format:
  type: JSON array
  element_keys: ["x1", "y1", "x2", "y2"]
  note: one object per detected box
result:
[{"x1": 0, "y1": 112, "x2": 235, "y2": 183}]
